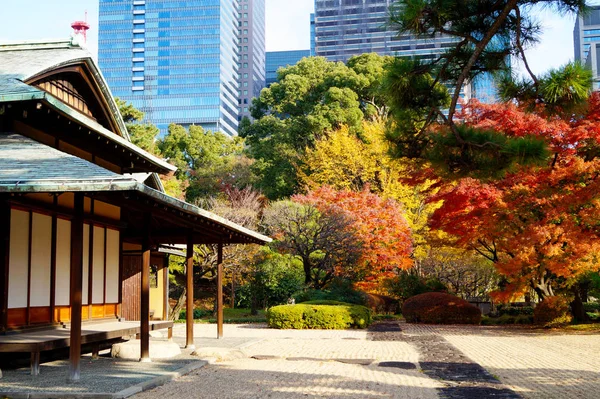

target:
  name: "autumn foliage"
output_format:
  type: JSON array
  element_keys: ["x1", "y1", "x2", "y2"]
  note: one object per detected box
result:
[
  {"x1": 429, "y1": 96, "x2": 600, "y2": 300},
  {"x1": 402, "y1": 292, "x2": 482, "y2": 325},
  {"x1": 295, "y1": 186, "x2": 413, "y2": 292}
]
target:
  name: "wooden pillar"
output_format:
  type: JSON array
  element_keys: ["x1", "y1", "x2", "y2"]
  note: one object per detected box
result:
[
  {"x1": 0, "y1": 201, "x2": 11, "y2": 332},
  {"x1": 68, "y1": 193, "x2": 84, "y2": 382},
  {"x1": 140, "y1": 213, "x2": 151, "y2": 362},
  {"x1": 217, "y1": 243, "x2": 223, "y2": 339},
  {"x1": 185, "y1": 233, "x2": 195, "y2": 349}
]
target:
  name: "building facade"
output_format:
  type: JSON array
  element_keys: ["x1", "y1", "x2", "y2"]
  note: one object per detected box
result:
[
  {"x1": 98, "y1": 0, "x2": 241, "y2": 137},
  {"x1": 266, "y1": 50, "x2": 311, "y2": 86},
  {"x1": 313, "y1": 0, "x2": 459, "y2": 63},
  {"x1": 238, "y1": 0, "x2": 266, "y2": 121},
  {"x1": 574, "y1": 6, "x2": 600, "y2": 90}
]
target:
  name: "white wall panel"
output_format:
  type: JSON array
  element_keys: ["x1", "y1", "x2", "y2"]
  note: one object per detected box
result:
[
  {"x1": 92, "y1": 226, "x2": 105, "y2": 304},
  {"x1": 105, "y1": 229, "x2": 120, "y2": 303},
  {"x1": 55, "y1": 218, "x2": 71, "y2": 306},
  {"x1": 7, "y1": 210, "x2": 29, "y2": 309},
  {"x1": 30, "y1": 213, "x2": 52, "y2": 307}
]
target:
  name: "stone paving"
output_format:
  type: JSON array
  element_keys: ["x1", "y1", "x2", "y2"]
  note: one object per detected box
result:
[{"x1": 135, "y1": 322, "x2": 600, "y2": 399}]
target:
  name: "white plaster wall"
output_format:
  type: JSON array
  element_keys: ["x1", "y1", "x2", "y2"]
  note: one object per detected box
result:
[
  {"x1": 30, "y1": 213, "x2": 52, "y2": 307},
  {"x1": 7, "y1": 210, "x2": 29, "y2": 309},
  {"x1": 105, "y1": 229, "x2": 120, "y2": 303},
  {"x1": 55, "y1": 218, "x2": 71, "y2": 306},
  {"x1": 92, "y1": 226, "x2": 105, "y2": 304}
]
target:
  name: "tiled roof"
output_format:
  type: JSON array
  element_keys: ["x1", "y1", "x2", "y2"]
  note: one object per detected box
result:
[
  {"x1": 0, "y1": 133, "x2": 131, "y2": 183},
  {"x1": 0, "y1": 133, "x2": 271, "y2": 245},
  {"x1": 0, "y1": 40, "x2": 91, "y2": 81}
]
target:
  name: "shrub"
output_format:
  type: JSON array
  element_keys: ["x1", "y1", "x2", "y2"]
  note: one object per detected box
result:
[
  {"x1": 481, "y1": 314, "x2": 533, "y2": 326},
  {"x1": 386, "y1": 271, "x2": 447, "y2": 302},
  {"x1": 402, "y1": 292, "x2": 482, "y2": 325},
  {"x1": 266, "y1": 303, "x2": 372, "y2": 329},
  {"x1": 364, "y1": 293, "x2": 399, "y2": 314},
  {"x1": 496, "y1": 304, "x2": 534, "y2": 316},
  {"x1": 534, "y1": 296, "x2": 573, "y2": 328},
  {"x1": 294, "y1": 279, "x2": 367, "y2": 306},
  {"x1": 583, "y1": 302, "x2": 600, "y2": 313},
  {"x1": 178, "y1": 308, "x2": 208, "y2": 320}
]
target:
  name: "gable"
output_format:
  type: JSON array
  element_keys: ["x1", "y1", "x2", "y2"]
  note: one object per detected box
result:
[{"x1": 27, "y1": 64, "x2": 118, "y2": 134}]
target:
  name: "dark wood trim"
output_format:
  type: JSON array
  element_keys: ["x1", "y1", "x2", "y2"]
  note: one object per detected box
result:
[
  {"x1": 69, "y1": 192, "x2": 85, "y2": 382},
  {"x1": 186, "y1": 233, "x2": 194, "y2": 348},
  {"x1": 1, "y1": 202, "x2": 11, "y2": 331},
  {"x1": 7, "y1": 197, "x2": 125, "y2": 230},
  {"x1": 217, "y1": 243, "x2": 223, "y2": 339},
  {"x1": 140, "y1": 213, "x2": 151, "y2": 361},
  {"x1": 26, "y1": 211, "x2": 32, "y2": 326},
  {"x1": 49, "y1": 198, "x2": 58, "y2": 323}
]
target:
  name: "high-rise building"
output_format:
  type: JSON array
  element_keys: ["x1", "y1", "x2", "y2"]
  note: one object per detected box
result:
[
  {"x1": 238, "y1": 0, "x2": 266, "y2": 121},
  {"x1": 574, "y1": 6, "x2": 600, "y2": 90},
  {"x1": 98, "y1": 0, "x2": 242, "y2": 137},
  {"x1": 310, "y1": 13, "x2": 316, "y2": 56},
  {"x1": 313, "y1": 0, "x2": 459, "y2": 63},
  {"x1": 266, "y1": 50, "x2": 311, "y2": 86}
]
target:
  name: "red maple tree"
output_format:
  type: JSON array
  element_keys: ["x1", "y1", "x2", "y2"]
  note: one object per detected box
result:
[
  {"x1": 295, "y1": 186, "x2": 413, "y2": 292},
  {"x1": 429, "y1": 96, "x2": 600, "y2": 301}
]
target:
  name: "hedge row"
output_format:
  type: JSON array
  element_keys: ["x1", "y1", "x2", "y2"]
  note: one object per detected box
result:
[{"x1": 266, "y1": 303, "x2": 372, "y2": 329}]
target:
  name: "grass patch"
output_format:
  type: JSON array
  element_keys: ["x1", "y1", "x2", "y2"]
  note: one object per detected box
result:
[
  {"x1": 373, "y1": 314, "x2": 404, "y2": 321},
  {"x1": 175, "y1": 308, "x2": 266, "y2": 324},
  {"x1": 563, "y1": 322, "x2": 600, "y2": 332}
]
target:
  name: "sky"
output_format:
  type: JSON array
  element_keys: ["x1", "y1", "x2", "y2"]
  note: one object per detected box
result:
[{"x1": 0, "y1": 0, "x2": 585, "y2": 77}]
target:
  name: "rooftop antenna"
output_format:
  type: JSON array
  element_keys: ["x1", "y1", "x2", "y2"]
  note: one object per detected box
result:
[{"x1": 71, "y1": 11, "x2": 90, "y2": 45}]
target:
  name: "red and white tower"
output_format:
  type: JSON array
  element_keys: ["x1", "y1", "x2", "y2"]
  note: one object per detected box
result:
[{"x1": 71, "y1": 12, "x2": 90, "y2": 45}]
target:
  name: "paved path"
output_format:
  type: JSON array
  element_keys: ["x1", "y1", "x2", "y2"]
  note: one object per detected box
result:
[{"x1": 134, "y1": 323, "x2": 600, "y2": 399}]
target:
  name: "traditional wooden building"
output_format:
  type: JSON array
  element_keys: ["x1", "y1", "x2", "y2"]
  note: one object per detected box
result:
[{"x1": 0, "y1": 39, "x2": 270, "y2": 380}]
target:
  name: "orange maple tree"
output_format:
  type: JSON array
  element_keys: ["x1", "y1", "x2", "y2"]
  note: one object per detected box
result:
[
  {"x1": 295, "y1": 186, "x2": 413, "y2": 292},
  {"x1": 429, "y1": 96, "x2": 600, "y2": 301}
]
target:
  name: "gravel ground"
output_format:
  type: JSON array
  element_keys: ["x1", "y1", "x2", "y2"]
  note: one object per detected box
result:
[{"x1": 134, "y1": 325, "x2": 441, "y2": 399}]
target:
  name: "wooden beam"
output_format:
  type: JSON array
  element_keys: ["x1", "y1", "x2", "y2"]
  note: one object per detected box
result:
[
  {"x1": 185, "y1": 232, "x2": 195, "y2": 349},
  {"x1": 140, "y1": 213, "x2": 151, "y2": 362},
  {"x1": 0, "y1": 202, "x2": 11, "y2": 332},
  {"x1": 217, "y1": 243, "x2": 223, "y2": 339},
  {"x1": 68, "y1": 193, "x2": 84, "y2": 382}
]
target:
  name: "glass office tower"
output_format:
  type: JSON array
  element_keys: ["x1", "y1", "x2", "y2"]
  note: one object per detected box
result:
[
  {"x1": 313, "y1": 0, "x2": 459, "y2": 63},
  {"x1": 98, "y1": 0, "x2": 240, "y2": 137},
  {"x1": 238, "y1": 0, "x2": 266, "y2": 121},
  {"x1": 265, "y1": 50, "x2": 311, "y2": 86},
  {"x1": 574, "y1": 6, "x2": 600, "y2": 91}
]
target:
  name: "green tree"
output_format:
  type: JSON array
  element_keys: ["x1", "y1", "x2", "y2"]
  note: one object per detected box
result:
[
  {"x1": 385, "y1": 0, "x2": 588, "y2": 173},
  {"x1": 242, "y1": 55, "x2": 393, "y2": 199},
  {"x1": 158, "y1": 124, "x2": 256, "y2": 202},
  {"x1": 115, "y1": 98, "x2": 159, "y2": 154},
  {"x1": 262, "y1": 201, "x2": 362, "y2": 289}
]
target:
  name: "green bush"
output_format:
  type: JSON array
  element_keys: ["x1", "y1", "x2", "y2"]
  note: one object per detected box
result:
[
  {"x1": 294, "y1": 279, "x2": 368, "y2": 306},
  {"x1": 534, "y1": 296, "x2": 573, "y2": 328},
  {"x1": 496, "y1": 304, "x2": 534, "y2": 316},
  {"x1": 178, "y1": 308, "x2": 208, "y2": 320},
  {"x1": 481, "y1": 314, "x2": 533, "y2": 325},
  {"x1": 385, "y1": 271, "x2": 447, "y2": 302},
  {"x1": 266, "y1": 303, "x2": 372, "y2": 329},
  {"x1": 583, "y1": 302, "x2": 600, "y2": 313},
  {"x1": 402, "y1": 292, "x2": 481, "y2": 325}
]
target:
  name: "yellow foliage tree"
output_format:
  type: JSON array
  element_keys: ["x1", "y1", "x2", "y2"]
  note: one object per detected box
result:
[{"x1": 300, "y1": 121, "x2": 441, "y2": 265}]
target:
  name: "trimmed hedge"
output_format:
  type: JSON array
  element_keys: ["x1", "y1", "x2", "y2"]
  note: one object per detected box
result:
[
  {"x1": 534, "y1": 296, "x2": 573, "y2": 328},
  {"x1": 496, "y1": 304, "x2": 534, "y2": 316},
  {"x1": 481, "y1": 314, "x2": 533, "y2": 325},
  {"x1": 402, "y1": 292, "x2": 482, "y2": 325},
  {"x1": 266, "y1": 303, "x2": 372, "y2": 329}
]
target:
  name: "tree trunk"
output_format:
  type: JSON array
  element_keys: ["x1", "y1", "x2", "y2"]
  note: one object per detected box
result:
[
  {"x1": 571, "y1": 285, "x2": 588, "y2": 322},
  {"x1": 231, "y1": 272, "x2": 236, "y2": 308},
  {"x1": 303, "y1": 259, "x2": 312, "y2": 285},
  {"x1": 169, "y1": 288, "x2": 186, "y2": 321}
]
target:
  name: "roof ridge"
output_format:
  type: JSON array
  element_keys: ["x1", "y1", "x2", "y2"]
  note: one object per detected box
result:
[{"x1": 0, "y1": 39, "x2": 82, "y2": 52}]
